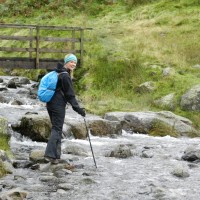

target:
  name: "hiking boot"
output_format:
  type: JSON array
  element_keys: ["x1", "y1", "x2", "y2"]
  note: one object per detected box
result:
[
  {"x1": 51, "y1": 159, "x2": 59, "y2": 164},
  {"x1": 44, "y1": 156, "x2": 59, "y2": 164}
]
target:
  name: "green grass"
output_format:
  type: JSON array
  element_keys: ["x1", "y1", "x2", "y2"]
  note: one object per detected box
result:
[
  {"x1": 0, "y1": 135, "x2": 10, "y2": 178},
  {"x1": 1, "y1": 0, "x2": 200, "y2": 128},
  {"x1": 0, "y1": 135, "x2": 10, "y2": 152}
]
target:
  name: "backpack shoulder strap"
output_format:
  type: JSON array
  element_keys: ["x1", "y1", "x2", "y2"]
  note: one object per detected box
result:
[
  {"x1": 56, "y1": 72, "x2": 68, "y2": 99},
  {"x1": 58, "y1": 71, "x2": 68, "y2": 76}
]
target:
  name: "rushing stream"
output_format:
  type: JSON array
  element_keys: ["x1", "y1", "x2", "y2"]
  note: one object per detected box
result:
[
  {"x1": 3, "y1": 126, "x2": 200, "y2": 200},
  {"x1": 0, "y1": 76, "x2": 200, "y2": 200}
]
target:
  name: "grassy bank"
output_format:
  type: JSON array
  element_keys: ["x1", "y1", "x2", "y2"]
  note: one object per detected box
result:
[{"x1": 0, "y1": 0, "x2": 200, "y2": 126}]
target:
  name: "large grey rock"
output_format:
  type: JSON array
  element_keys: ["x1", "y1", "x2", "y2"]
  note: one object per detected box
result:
[
  {"x1": 181, "y1": 146, "x2": 200, "y2": 162},
  {"x1": 105, "y1": 144, "x2": 133, "y2": 158},
  {"x1": 135, "y1": 81, "x2": 156, "y2": 94},
  {"x1": 171, "y1": 164, "x2": 190, "y2": 178},
  {"x1": 13, "y1": 113, "x2": 122, "y2": 141},
  {"x1": 0, "y1": 188, "x2": 28, "y2": 200},
  {"x1": 65, "y1": 119, "x2": 87, "y2": 139},
  {"x1": 29, "y1": 149, "x2": 45, "y2": 163},
  {"x1": 64, "y1": 116, "x2": 122, "y2": 139},
  {"x1": 104, "y1": 111, "x2": 199, "y2": 137},
  {"x1": 180, "y1": 84, "x2": 200, "y2": 111},
  {"x1": 88, "y1": 118, "x2": 122, "y2": 137},
  {"x1": 7, "y1": 78, "x2": 17, "y2": 88},
  {"x1": 154, "y1": 93, "x2": 176, "y2": 110},
  {"x1": 62, "y1": 142, "x2": 88, "y2": 156},
  {"x1": 12, "y1": 114, "x2": 51, "y2": 142}
]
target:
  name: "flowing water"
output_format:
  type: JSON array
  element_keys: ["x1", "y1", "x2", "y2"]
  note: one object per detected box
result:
[
  {"x1": 0, "y1": 77, "x2": 200, "y2": 199},
  {"x1": 3, "y1": 123, "x2": 200, "y2": 200}
]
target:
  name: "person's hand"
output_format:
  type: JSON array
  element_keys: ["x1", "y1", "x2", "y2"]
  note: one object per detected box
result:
[
  {"x1": 78, "y1": 107, "x2": 86, "y2": 117},
  {"x1": 73, "y1": 106, "x2": 86, "y2": 117}
]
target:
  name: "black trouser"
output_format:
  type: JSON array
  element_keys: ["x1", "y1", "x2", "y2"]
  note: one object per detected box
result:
[{"x1": 44, "y1": 92, "x2": 66, "y2": 159}]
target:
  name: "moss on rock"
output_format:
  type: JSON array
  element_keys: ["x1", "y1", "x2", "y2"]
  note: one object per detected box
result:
[{"x1": 149, "y1": 119, "x2": 179, "y2": 137}]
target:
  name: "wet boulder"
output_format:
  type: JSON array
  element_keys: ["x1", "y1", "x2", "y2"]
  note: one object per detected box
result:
[
  {"x1": 39, "y1": 175, "x2": 59, "y2": 183},
  {"x1": 0, "y1": 95, "x2": 9, "y2": 103},
  {"x1": 7, "y1": 78, "x2": 18, "y2": 88},
  {"x1": 12, "y1": 114, "x2": 51, "y2": 142},
  {"x1": 6, "y1": 77, "x2": 31, "y2": 88},
  {"x1": 0, "y1": 188, "x2": 28, "y2": 200},
  {"x1": 105, "y1": 144, "x2": 133, "y2": 158},
  {"x1": 12, "y1": 160, "x2": 34, "y2": 168},
  {"x1": 65, "y1": 119, "x2": 87, "y2": 139},
  {"x1": 0, "y1": 150, "x2": 14, "y2": 175},
  {"x1": 12, "y1": 113, "x2": 122, "y2": 141},
  {"x1": 10, "y1": 99, "x2": 24, "y2": 105},
  {"x1": 181, "y1": 146, "x2": 200, "y2": 162},
  {"x1": 62, "y1": 142, "x2": 88, "y2": 156},
  {"x1": 171, "y1": 164, "x2": 190, "y2": 178},
  {"x1": 29, "y1": 149, "x2": 45, "y2": 163},
  {"x1": 65, "y1": 116, "x2": 122, "y2": 139},
  {"x1": 88, "y1": 118, "x2": 122, "y2": 137},
  {"x1": 19, "y1": 77, "x2": 31, "y2": 84},
  {"x1": 104, "y1": 111, "x2": 200, "y2": 137},
  {"x1": 0, "y1": 86, "x2": 7, "y2": 92}
]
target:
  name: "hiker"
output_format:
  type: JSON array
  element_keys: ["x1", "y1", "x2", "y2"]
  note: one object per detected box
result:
[{"x1": 44, "y1": 53, "x2": 86, "y2": 164}]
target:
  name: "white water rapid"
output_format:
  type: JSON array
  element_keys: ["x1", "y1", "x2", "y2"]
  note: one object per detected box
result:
[{"x1": 0, "y1": 76, "x2": 200, "y2": 200}]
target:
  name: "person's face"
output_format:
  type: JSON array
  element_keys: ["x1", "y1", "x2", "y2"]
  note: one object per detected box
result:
[{"x1": 65, "y1": 60, "x2": 77, "y2": 71}]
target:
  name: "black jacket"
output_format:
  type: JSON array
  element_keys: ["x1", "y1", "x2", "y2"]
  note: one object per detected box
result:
[{"x1": 55, "y1": 63, "x2": 80, "y2": 110}]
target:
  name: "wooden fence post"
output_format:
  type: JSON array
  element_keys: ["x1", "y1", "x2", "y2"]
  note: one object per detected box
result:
[
  {"x1": 71, "y1": 30, "x2": 75, "y2": 50},
  {"x1": 29, "y1": 28, "x2": 33, "y2": 59},
  {"x1": 36, "y1": 26, "x2": 40, "y2": 69},
  {"x1": 80, "y1": 29, "x2": 84, "y2": 66}
]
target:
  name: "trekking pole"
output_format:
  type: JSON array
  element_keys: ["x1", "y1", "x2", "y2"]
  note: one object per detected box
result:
[{"x1": 83, "y1": 117, "x2": 97, "y2": 168}]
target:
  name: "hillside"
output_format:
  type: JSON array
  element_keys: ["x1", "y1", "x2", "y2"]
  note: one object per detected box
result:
[{"x1": 1, "y1": 0, "x2": 200, "y2": 128}]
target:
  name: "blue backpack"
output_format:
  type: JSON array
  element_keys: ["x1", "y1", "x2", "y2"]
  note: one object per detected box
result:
[{"x1": 37, "y1": 71, "x2": 67, "y2": 102}]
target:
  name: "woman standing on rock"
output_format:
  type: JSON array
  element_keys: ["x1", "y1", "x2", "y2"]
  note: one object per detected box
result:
[{"x1": 44, "y1": 54, "x2": 85, "y2": 164}]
